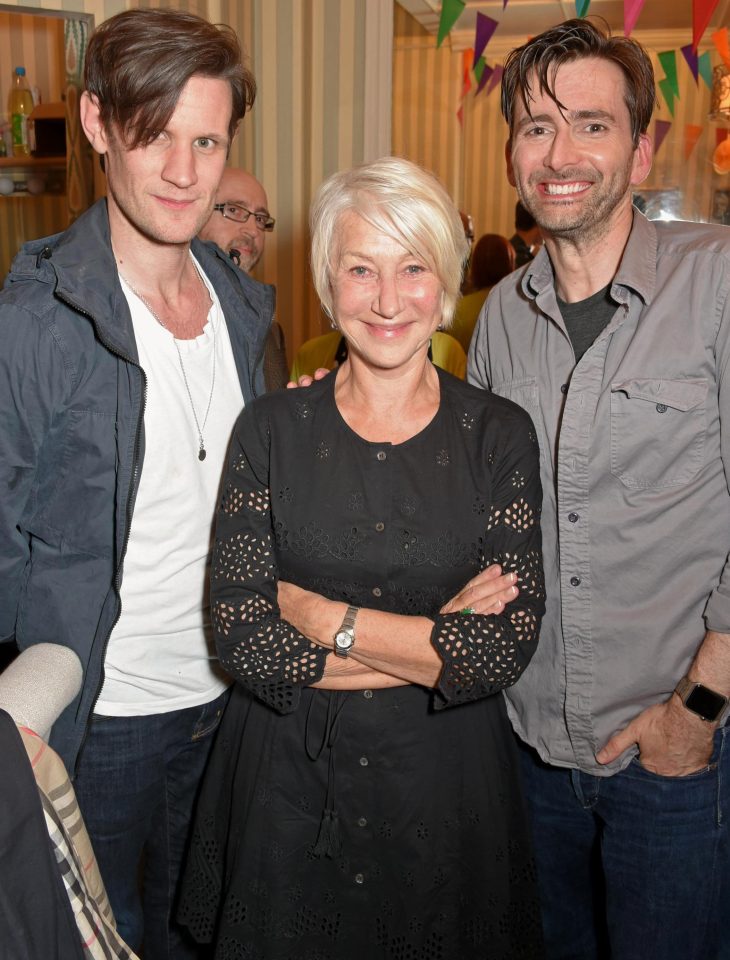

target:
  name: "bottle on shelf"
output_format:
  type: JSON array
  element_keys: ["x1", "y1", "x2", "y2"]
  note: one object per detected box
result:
[{"x1": 8, "y1": 67, "x2": 34, "y2": 157}]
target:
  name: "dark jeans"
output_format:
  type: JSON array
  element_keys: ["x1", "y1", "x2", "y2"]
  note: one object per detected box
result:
[
  {"x1": 73, "y1": 690, "x2": 229, "y2": 959},
  {"x1": 519, "y1": 723, "x2": 729, "y2": 960}
]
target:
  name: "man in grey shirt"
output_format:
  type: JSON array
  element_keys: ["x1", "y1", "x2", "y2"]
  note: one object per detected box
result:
[{"x1": 469, "y1": 19, "x2": 730, "y2": 960}]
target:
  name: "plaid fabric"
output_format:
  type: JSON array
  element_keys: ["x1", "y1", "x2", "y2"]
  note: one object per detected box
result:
[{"x1": 20, "y1": 727, "x2": 140, "y2": 960}]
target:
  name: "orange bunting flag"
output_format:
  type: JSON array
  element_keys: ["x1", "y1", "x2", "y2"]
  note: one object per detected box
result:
[
  {"x1": 462, "y1": 49, "x2": 473, "y2": 98},
  {"x1": 684, "y1": 124, "x2": 703, "y2": 159},
  {"x1": 712, "y1": 27, "x2": 730, "y2": 68}
]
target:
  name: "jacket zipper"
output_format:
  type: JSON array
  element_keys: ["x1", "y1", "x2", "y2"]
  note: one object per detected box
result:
[{"x1": 56, "y1": 292, "x2": 147, "y2": 774}]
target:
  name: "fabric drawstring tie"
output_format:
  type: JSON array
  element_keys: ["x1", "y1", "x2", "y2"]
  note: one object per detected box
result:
[{"x1": 305, "y1": 691, "x2": 347, "y2": 859}]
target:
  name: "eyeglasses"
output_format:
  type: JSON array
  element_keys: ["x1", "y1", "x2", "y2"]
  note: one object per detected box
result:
[{"x1": 213, "y1": 202, "x2": 275, "y2": 232}]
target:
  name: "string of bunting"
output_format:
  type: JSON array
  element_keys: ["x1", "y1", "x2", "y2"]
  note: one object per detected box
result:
[{"x1": 437, "y1": 0, "x2": 728, "y2": 145}]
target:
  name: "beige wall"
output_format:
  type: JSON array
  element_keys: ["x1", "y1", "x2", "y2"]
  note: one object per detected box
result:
[
  {"x1": 0, "y1": 0, "x2": 392, "y2": 363},
  {"x1": 393, "y1": 3, "x2": 727, "y2": 241}
]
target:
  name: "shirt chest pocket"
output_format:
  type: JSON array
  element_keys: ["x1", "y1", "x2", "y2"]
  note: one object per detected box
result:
[
  {"x1": 491, "y1": 376, "x2": 546, "y2": 461},
  {"x1": 609, "y1": 378, "x2": 707, "y2": 489}
]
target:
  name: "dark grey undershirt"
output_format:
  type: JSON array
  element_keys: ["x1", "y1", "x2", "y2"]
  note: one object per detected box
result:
[{"x1": 557, "y1": 283, "x2": 616, "y2": 364}]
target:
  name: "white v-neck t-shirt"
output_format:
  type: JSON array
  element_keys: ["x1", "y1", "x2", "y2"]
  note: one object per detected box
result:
[{"x1": 97, "y1": 261, "x2": 244, "y2": 716}]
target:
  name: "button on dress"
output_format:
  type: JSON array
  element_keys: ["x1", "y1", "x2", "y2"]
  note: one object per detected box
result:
[{"x1": 179, "y1": 367, "x2": 546, "y2": 959}]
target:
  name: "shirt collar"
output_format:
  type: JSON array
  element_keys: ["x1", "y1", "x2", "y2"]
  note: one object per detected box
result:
[{"x1": 520, "y1": 207, "x2": 657, "y2": 306}]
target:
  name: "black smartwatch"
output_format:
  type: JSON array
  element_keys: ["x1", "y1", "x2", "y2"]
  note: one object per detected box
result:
[{"x1": 674, "y1": 676, "x2": 728, "y2": 723}]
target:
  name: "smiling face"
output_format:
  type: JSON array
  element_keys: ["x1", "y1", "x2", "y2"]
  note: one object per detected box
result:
[
  {"x1": 199, "y1": 168, "x2": 270, "y2": 270},
  {"x1": 507, "y1": 57, "x2": 652, "y2": 245},
  {"x1": 331, "y1": 211, "x2": 444, "y2": 374},
  {"x1": 81, "y1": 74, "x2": 232, "y2": 253}
]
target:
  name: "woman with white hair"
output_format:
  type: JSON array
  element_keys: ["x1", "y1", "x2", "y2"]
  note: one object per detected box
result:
[{"x1": 180, "y1": 157, "x2": 545, "y2": 958}]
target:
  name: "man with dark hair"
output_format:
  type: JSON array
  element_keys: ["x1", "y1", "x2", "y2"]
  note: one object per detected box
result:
[
  {"x1": 510, "y1": 200, "x2": 542, "y2": 267},
  {"x1": 0, "y1": 8, "x2": 272, "y2": 957},
  {"x1": 470, "y1": 18, "x2": 730, "y2": 959}
]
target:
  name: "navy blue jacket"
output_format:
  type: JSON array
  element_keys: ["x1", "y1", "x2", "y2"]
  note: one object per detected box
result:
[{"x1": 0, "y1": 199, "x2": 274, "y2": 773}]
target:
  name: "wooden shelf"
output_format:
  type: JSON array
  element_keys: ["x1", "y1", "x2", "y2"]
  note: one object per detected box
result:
[{"x1": 0, "y1": 154, "x2": 65, "y2": 168}]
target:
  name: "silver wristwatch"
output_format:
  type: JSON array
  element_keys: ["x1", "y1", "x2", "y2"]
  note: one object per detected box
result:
[{"x1": 333, "y1": 605, "x2": 359, "y2": 658}]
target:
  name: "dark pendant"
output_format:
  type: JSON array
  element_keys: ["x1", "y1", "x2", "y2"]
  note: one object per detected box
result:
[{"x1": 198, "y1": 448, "x2": 207, "y2": 461}]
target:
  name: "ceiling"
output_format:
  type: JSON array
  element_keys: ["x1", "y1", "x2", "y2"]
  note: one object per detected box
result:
[{"x1": 397, "y1": 0, "x2": 730, "y2": 53}]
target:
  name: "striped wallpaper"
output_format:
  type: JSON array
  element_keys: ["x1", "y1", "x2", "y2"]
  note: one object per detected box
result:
[
  {"x1": 393, "y1": 3, "x2": 725, "y2": 241},
  {"x1": 0, "y1": 0, "x2": 392, "y2": 361},
  {"x1": 0, "y1": 0, "x2": 723, "y2": 350}
]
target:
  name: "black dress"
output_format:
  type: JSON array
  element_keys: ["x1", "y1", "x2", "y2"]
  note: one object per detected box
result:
[{"x1": 179, "y1": 367, "x2": 545, "y2": 959}]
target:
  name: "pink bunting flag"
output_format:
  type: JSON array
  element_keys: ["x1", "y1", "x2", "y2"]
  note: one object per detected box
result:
[
  {"x1": 683, "y1": 124, "x2": 703, "y2": 159},
  {"x1": 486, "y1": 65, "x2": 504, "y2": 97},
  {"x1": 623, "y1": 0, "x2": 645, "y2": 37},
  {"x1": 654, "y1": 119, "x2": 672, "y2": 156},
  {"x1": 681, "y1": 44, "x2": 700, "y2": 83},
  {"x1": 473, "y1": 13, "x2": 499, "y2": 68},
  {"x1": 693, "y1": 0, "x2": 721, "y2": 51}
]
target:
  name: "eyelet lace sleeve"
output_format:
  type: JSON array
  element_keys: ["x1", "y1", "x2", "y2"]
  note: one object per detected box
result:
[
  {"x1": 211, "y1": 405, "x2": 329, "y2": 714},
  {"x1": 431, "y1": 411, "x2": 544, "y2": 707}
]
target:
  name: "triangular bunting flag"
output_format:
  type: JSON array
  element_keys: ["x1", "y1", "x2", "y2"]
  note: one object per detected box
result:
[
  {"x1": 456, "y1": 104, "x2": 464, "y2": 127},
  {"x1": 698, "y1": 51, "x2": 713, "y2": 90},
  {"x1": 658, "y1": 51, "x2": 679, "y2": 96},
  {"x1": 681, "y1": 44, "x2": 699, "y2": 83},
  {"x1": 717, "y1": 128, "x2": 730, "y2": 148},
  {"x1": 437, "y1": 0, "x2": 466, "y2": 48},
  {"x1": 462, "y1": 68, "x2": 472, "y2": 99},
  {"x1": 486, "y1": 65, "x2": 503, "y2": 97},
  {"x1": 658, "y1": 77, "x2": 677, "y2": 116},
  {"x1": 654, "y1": 119, "x2": 672, "y2": 155},
  {"x1": 712, "y1": 27, "x2": 730, "y2": 68},
  {"x1": 473, "y1": 13, "x2": 499, "y2": 68},
  {"x1": 693, "y1": 0, "x2": 721, "y2": 52},
  {"x1": 624, "y1": 0, "x2": 645, "y2": 37},
  {"x1": 576, "y1": 0, "x2": 590, "y2": 15},
  {"x1": 474, "y1": 57, "x2": 486, "y2": 84},
  {"x1": 684, "y1": 124, "x2": 703, "y2": 158},
  {"x1": 476, "y1": 62, "x2": 494, "y2": 95}
]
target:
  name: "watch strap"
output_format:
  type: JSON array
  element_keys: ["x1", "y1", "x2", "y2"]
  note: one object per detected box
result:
[
  {"x1": 333, "y1": 605, "x2": 359, "y2": 658},
  {"x1": 340, "y1": 604, "x2": 358, "y2": 635},
  {"x1": 674, "y1": 675, "x2": 728, "y2": 722}
]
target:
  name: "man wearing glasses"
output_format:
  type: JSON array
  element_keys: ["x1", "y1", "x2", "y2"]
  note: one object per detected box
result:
[{"x1": 200, "y1": 167, "x2": 288, "y2": 389}]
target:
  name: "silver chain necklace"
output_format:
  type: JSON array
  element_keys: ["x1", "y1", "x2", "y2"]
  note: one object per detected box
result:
[{"x1": 122, "y1": 259, "x2": 215, "y2": 461}]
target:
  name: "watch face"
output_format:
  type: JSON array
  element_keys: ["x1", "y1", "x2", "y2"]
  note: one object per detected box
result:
[
  {"x1": 686, "y1": 685, "x2": 727, "y2": 722},
  {"x1": 334, "y1": 630, "x2": 354, "y2": 652}
]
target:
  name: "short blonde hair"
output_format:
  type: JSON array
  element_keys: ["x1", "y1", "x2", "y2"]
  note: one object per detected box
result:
[{"x1": 310, "y1": 157, "x2": 469, "y2": 328}]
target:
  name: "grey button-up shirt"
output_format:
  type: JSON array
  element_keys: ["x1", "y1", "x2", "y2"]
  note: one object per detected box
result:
[{"x1": 469, "y1": 212, "x2": 730, "y2": 775}]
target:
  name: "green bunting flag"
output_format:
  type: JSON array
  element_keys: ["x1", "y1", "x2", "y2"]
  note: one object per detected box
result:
[
  {"x1": 658, "y1": 50, "x2": 679, "y2": 96},
  {"x1": 437, "y1": 0, "x2": 466, "y2": 47}
]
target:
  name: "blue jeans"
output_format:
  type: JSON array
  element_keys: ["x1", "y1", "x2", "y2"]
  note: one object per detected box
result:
[
  {"x1": 519, "y1": 724, "x2": 729, "y2": 960},
  {"x1": 73, "y1": 690, "x2": 229, "y2": 959}
]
